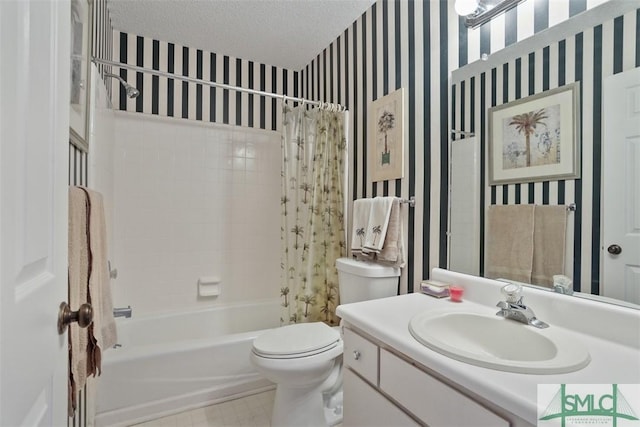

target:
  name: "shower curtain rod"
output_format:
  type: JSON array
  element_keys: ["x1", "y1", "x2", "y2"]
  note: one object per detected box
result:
[{"x1": 92, "y1": 57, "x2": 346, "y2": 111}]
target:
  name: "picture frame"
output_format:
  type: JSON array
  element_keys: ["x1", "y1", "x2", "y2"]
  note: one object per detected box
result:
[
  {"x1": 70, "y1": 0, "x2": 90, "y2": 147},
  {"x1": 488, "y1": 82, "x2": 580, "y2": 185},
  {"x1": 370, "y1": 88, "x2": 405, "y2": 182}
]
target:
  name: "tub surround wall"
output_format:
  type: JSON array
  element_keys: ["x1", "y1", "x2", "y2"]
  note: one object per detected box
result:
[{"x1": 111, "y1": 112, "x2": 281, "y2": 315}]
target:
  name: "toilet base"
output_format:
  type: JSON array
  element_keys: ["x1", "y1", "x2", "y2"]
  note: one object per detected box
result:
[
  {"x1": 272, "y1": 382, "x2": 328, "y2": 427},
  {"x1": 323, "y1": 390, "x2": 343, "y2": 426}
]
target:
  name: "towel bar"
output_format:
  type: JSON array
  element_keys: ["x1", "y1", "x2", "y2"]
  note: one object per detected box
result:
[{"x1": 400, "y1": 197, "x2": 416, "y2": 208}]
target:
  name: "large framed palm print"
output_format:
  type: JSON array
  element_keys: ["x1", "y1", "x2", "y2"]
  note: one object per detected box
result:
[{"x1": 488, "y1": 82, "x2": 580, "y2": 185}]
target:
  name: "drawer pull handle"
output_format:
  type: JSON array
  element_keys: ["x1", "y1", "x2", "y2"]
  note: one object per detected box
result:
[{"x1": 353, "y1": 350, "x2": 361, "y2": 360}]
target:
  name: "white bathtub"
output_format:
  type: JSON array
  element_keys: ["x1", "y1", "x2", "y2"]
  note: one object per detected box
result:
[{"x1": 95, "y1": 299, "x2": 281, "y2": 426}]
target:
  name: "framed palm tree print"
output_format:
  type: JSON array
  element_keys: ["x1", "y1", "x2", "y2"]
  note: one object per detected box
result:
[
  {"x1": 488, "y1": 82, "x2": 580, "y2": 185},
  {"x1": 370, "y1": 88, "x2": 405, "y2": 181}
]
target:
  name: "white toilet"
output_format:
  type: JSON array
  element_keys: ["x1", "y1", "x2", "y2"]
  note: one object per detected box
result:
[{"x1": 250, "y1": 258, "x2": 400, "y2": 427}]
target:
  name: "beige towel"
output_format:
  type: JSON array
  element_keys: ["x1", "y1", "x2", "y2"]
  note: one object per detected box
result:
[
  {"x1": 82, "y1": 188, "x2": 118, "y2": 354},
  {"x1": 351, "y1": 198, "x2": 373, "y2": 257},
  {"x1": 485, "y1": 205, "x2": 535, "y2": 283},
  {"x1": 377, "y1": 199, "x2": 405, "y2": 268},
  {"x1": 68, "y1": 187, "x2": 91, "y2": 415},
  {"x1": 532, "y1": 205, "x2": 567, "y2": 286},
  {"x1": 363, "y1": 197, "x2": 394, "y2": 253}
]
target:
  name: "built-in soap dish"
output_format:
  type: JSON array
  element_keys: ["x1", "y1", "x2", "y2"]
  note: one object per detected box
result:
[{"x1": 198, "y1": 276, "x2": 221, "y2": 297}]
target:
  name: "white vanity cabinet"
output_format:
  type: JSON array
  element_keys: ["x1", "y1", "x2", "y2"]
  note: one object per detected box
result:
[
  {"x1": 342, "y1": 327, "x2": 419, "y2": 426},
  {"x1": 343, "y1": 326, "x2": 517, "y2": 427},
  {"x1": 343, "y1": 369, "x2": 419, "y2": 426}
]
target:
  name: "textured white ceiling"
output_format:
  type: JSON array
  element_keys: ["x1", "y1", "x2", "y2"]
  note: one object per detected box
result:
[{"x1": 108, "y1": 0, "x2": 376, "y2": 70}]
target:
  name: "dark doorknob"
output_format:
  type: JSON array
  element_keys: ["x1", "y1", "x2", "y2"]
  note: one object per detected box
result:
[
  {"x1": 57, "y1": 302, "x2": 93, "y2": 334},
  {"x1": 607, "y1": 244, "x2": 622, "y2": 255}
]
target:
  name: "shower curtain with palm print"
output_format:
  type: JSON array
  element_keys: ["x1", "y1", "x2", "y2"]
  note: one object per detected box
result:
[{"x1": 280, "y1": 103, "x2": 347, "y2": 326}]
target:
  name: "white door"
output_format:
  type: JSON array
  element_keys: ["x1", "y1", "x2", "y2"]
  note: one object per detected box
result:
[
  {"x1": 602, "y1": 67, "x2": 640, "y2": 305},
  {"x1": 1, "y1": 1, "x2": 70, "y2": 425}
]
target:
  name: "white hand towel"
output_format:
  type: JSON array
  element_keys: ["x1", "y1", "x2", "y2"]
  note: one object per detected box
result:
[
  {"x1": 351, "y1": 198, "x2": 373, "y2": 256},
  {"x1": 363, "y1": 197, "x2": 394, "y2": 254}
]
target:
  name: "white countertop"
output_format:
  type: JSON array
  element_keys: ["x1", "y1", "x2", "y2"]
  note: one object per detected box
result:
[{"x1": 336, "y1": 292, "x2": 640, "y2": 425}]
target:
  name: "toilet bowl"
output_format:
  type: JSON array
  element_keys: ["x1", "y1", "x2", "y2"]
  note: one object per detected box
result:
[
  {"x1": 250, "y1": 258, "x2": 400, "y2": 427},
  {"x1": 250, "y1": 322, "x2": 343, "y2": 427}
]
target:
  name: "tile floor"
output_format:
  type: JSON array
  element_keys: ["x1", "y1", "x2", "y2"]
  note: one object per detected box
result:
[{"x1": 131, "y1": 390, "x2": 275, "y2": 427}]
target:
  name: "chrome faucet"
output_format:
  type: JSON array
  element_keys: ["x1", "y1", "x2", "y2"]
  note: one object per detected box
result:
[
  {"x1": 113, "y1": 306, "x2": 132, "y2": 318},
  {"x1": 496, "y1": 284, "x2": 548, "y2": 329}
]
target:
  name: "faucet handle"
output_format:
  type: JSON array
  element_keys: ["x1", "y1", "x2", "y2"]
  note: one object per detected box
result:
[{"x1": 501, "y1": 283, "x2": 522, "y2": 303}]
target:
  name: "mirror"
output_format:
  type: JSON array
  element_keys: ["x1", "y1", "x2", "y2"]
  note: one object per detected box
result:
[{"x1": 448, "y1": 1, "x2": 639, "y2": 309}]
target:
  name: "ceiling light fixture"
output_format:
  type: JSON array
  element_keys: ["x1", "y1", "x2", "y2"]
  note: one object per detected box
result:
[
  {"x1": 456, "y1": 0, "x2": 525, "y2": 29},
  {"x1": 454, "y1": 0, "x2": 479, "y2": 16}
]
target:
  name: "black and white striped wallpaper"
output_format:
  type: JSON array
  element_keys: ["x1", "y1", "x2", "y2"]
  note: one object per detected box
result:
[
  {"x1": 301, "y1": 0, "x2": 451, "y2": 294},
  {"x1": 111, "y1": 32, "x2": 299, "y2": 132},
  {"x1": 455, "y1": 0, "x2": 611, "y2": 67},
  {"x1": 69, "y1": 0, "x2": 111, "y2": 182},
  {"x1": 92, "y1": 0, "x2": 114, "y2": 95},
  {"x1": 452, "y1": 7, "x2": 640, "y2": 295},
  {"x1": 69, "y1": 143, "x2": 88, "y2": 186},
  {"x1": 303, "y1": 0, "x2": 629, "y2": 294}
]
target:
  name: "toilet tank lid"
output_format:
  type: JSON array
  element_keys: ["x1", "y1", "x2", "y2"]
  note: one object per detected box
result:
[{"x1": 335, "y1": 257, "x2": 400, "y2": 278}]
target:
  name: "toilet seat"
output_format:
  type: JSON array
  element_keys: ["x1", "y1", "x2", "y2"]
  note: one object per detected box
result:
[{"x1": 253, "y1": 322, "x2": 341, "y2": 359}]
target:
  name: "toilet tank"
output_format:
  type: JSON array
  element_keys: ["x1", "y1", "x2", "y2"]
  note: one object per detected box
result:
[{"x1": 336, "y1": 258, "x2": 400, "y2": 304}]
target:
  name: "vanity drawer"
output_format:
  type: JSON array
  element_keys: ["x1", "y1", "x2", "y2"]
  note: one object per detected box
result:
[
  {"x1": 343, "y1": 327, "x2": 378, "y2": 385},
  {"x1": 379, "y1": 349, "x2": 509, "y2": 427}
]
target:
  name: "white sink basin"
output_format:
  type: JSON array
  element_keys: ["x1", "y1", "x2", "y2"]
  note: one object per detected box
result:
[{"x1": 409, "y1": 308, "x2": 590, "y2": 374}]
